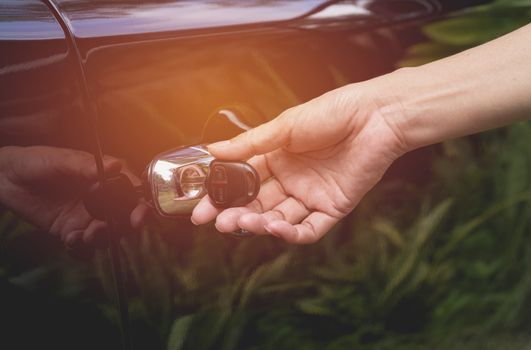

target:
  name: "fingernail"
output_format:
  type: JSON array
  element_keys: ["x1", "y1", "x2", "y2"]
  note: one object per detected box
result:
[
  {"x1": 65, "y1": 234, "x2": 78, "y2": 248},
  {"x1": 264, "y1": 225, "x2": 280, "y2": 238},
  {"x1": 208, "y1": 140, "x2": 231, "y2": 151}
]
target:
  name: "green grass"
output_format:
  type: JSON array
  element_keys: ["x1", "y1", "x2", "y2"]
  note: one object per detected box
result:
[{"x1": 1, "y1": 0, "x2": 531, "y2": 348}]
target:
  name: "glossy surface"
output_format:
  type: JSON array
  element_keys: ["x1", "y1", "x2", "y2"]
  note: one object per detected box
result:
[
  {"x1": 52, "y1": 0, "x2": 325, "y2": 38},
  {"x1": 148, "y1": 145, "x2": 214, "y2": 216},
  {"x1": 50, "y1": 0, "x2": 482, "y2": 39},
  {"x1": 0, "y1": 0, "x2": 64, "y2": 40},
  {"x1": 81, "y1": 18, "x2": 408, "y2": 170},
  {"x1": 206, "y1": 160, "x2": 260, "y2": 208},
  {"x1": 0, "y1": 0, "x2": 490, "y2": 167},
  {"x1": 0, "y1": 0, "x2": 92, "y2": 149}
]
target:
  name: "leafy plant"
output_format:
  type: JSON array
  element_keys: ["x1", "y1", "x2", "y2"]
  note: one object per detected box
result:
[{"x1": 2, "y1": 1, "x2": 531, "y2": 349}]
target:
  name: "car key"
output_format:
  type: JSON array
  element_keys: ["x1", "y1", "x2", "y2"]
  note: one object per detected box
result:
[{"x1": 206, "y1": 160, "x2": 260, "y2": 208}]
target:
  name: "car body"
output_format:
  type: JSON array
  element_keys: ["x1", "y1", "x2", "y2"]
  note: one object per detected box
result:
[
  {"x1": 1, "y1": 0, "x2": 487, "y2": 174},
  {"x1": 1, "y1": 0, "x2": 497, "y2": 348}
]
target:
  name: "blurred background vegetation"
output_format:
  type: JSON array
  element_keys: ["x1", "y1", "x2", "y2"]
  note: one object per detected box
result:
[{"x1": 1, "y1": 0, "x2": 531, "y2": 349}]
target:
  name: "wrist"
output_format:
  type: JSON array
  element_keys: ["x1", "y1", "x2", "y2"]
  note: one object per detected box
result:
[
  {"x1": 366, "y1": 64, "x2": 466, "y2": 153},
  {"x1": 366, "y1": 25, "x2": 531, "y2": 153},
  {"x1": 360, "y1": 67, "x2": 419, "y2": 154}
]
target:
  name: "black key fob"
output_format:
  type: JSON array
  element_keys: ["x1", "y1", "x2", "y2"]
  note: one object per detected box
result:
[{"x1": 206, "y1": 160, "x2": 260, "y2": 208}]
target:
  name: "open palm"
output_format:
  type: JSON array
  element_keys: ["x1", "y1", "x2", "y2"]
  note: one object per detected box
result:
[{"x1": 192, "y1": 85, "x2": 406, "y2": 243}]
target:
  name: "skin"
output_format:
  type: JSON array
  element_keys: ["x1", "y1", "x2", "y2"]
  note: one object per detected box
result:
[
  {"x1": 0, "y1": 146, "x2": 148, "y2": 250},
  {"x1": 191, "y1": 23, "x2": 531, "y2": 244}
]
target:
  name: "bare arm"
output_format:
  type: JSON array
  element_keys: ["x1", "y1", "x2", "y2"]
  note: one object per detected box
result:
[{"x1": 377, "y1": 23, "x2": 531, "y2": 151}]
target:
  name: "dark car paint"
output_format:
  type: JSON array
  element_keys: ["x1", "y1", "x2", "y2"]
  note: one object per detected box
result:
[
  {"x1": 0, "y1": 2, "x2": 491, "y2": 346},
  {"x1": 49, "y1": 0, "x2": 486, "y2": 39},
  {"x1": 0, "y1": 0, "x2": 97, "y2": 152},
  {"x1": 1, "y1": 0, "x2": 489, "y2": 171}
]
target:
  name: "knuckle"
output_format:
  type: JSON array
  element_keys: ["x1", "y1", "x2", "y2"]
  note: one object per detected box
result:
[{"x1": 270, "y1": 209, "x2": 286, "y2": 221}]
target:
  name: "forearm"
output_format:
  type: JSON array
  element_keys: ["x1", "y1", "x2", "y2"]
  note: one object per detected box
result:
[{"x1": 373, "y1": 23, "x2": 531, "y2": 151}]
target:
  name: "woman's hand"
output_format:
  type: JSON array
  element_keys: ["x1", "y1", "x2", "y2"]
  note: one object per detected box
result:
[
  {"x1": 192, "y1": 85, "x2": 407, "y2": 243},
  {"x1": 0, "y1": 146, "x2": 148, "y2": 249}
]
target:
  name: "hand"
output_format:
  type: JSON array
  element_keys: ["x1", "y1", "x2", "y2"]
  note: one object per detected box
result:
[
  {"x1": 191, "y1": 84, "x2": 407, "y2": 243},
  {"x1": 0, "y1": 146, "x2": 149, "y2": 249},
  {"x1": 192, "y1": 23, "x2": 531, "y2": 244}
]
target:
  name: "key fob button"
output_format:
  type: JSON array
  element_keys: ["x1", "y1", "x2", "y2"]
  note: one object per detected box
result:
[
  {"x1": 206, "y1": 160, "x2": 260, "y2": 208},
  {"x1": 213, "y1": 184, "x2": 225, "y2": 203},
  {"x1": 213, "y1": 165, "x2": 227, "y2": 182}
]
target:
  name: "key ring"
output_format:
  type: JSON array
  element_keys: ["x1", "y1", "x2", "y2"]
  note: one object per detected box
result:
[{"x1": 231, "y1": 229, "x2": 255, "y2": 237}]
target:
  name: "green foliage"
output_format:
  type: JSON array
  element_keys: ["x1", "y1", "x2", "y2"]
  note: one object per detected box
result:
[
  {"x1": 400, "y1": 0, "x2": 531, "y2": 66},
  {"x1": 100, "y1": 120, "x2": 529, "y2": 349},
  {"x1": 1, "y1": 1, "x2": 531, "y2": 348}
]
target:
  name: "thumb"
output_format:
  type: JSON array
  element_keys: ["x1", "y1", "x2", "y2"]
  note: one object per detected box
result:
[
  {"x1": 84, "y1": 156, "x2": 123, "y2": 181},
  {"x1": 207, "y1": 111, "x2": 293, "y2": 160},
  {"x1": 51, "y1": 148, "x2": 122, "y2": 181}
]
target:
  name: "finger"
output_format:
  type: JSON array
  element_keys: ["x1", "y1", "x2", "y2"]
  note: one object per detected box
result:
[
  {"x1": 102, "y1": 157, "x2": 123, "y2": 178},
  {"x1": 247, "y1": 177, "x2": 288, "y2": 212},
  {"x1": 265, "y1": 212, "x2": 338, "y2": 244},
  {"x1": 82, "y1": 220, "x2": 108, "y2": 248},
  {"x1": 113, "y1": 158, "x2": 142, "y2": 186},
  {"x1": 130, "y1": 201, "x2": 151, "y2": 230},
  {"x1": 192, "y1": 176, "x2": 286, "y2": 226},
  {"x1": 55, "y1": 201, "x2": 92, "y2": 243},
  {"x1": 190, "y1": 153, "x2": 273, "y2": 225},
  {"x1": 215, "y1": 179, "x2": 287, "y2": 233},
  {"x1": 207, "y1": 110, "x2": 293, "y2": 160},
  {"x1": 65, "y1": 229, "x2": 95, "y2": 260},
  {"x1": 237, "y1": 197, "x2": 310, "y2": 235},
  {"x1": 45, "y1": 147, "x2": 121, "y2": 181},
  {"x1": 191, "y1": 195, "x2": 223, "y2": 225},
  {"x1": 247, "y1": 154, "x2": 273, "y2": 181},
  {"x1": 46, "y1": 148, "x2": 96, "y2": 179},
  {"x1": 64, "y1": 229, "x2": 84, "y2": 248},
  {"x1": 215, "y1": 207, "x2": 254, "y2": 232}
]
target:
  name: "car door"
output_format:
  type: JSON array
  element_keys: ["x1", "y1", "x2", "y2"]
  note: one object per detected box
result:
[
  {"x1": 46, "y1": 0, "x2": 489, "y2": 174},
  {"x1": 0, "y1": 1, "x2": 492, "y2": 349},
  {"x1": 0, "y1": 0, "x2": 92, "y2": 149}
]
